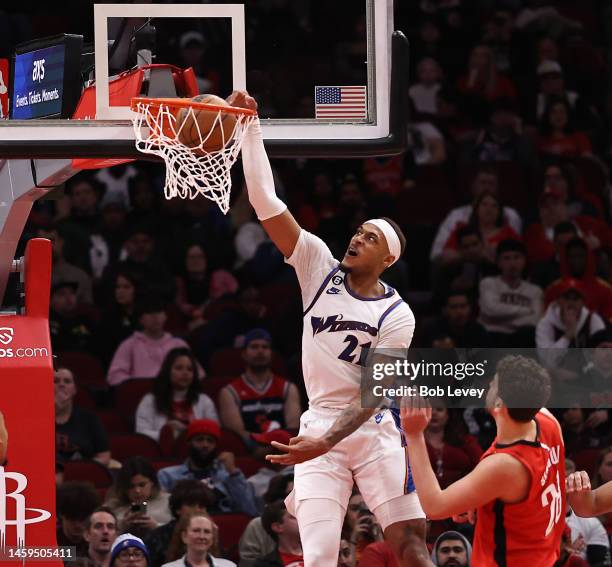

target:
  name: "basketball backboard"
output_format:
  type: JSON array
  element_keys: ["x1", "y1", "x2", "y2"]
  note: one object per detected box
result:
[{"x1": 0, "y1": 0, "x2": 408, "y2": 159}]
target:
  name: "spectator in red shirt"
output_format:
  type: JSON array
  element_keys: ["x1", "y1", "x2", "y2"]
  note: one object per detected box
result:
[
  {"x1": 457, "y1": 45, "x2": 517, "y2": 104},
  {"x1": 523, "y1": 188, "x2": 610, "y2": 264},
  {"x1": 443, "y1": 191, "x2": 521, "y2": 263},
  {"x1": 255, "y1": 501, "x2": 303, "y2": 567},
  {"x1": 537, "y1": 97, "x2": 593, "y2": 158},
  {"x1": 545, "y1": 237, "x2": 612, "y2": 321},
  {"x1": 218, "y1": 329, "x2": 301, "y2": 450}
]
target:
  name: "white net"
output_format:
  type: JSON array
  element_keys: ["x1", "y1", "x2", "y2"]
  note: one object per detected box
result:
[{"x1": 132, "y1": 100, "x2": 256, "y2": 214}]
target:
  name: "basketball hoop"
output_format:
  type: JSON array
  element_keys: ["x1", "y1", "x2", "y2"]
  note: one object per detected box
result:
[{"x1": 130, "y1": 96, "x2": 257, "y2": 214}]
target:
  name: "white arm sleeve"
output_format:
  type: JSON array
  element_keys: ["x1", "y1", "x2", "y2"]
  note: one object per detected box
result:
[{"x1": 241, "y1": 118, "x2": 287, "y2": 221}]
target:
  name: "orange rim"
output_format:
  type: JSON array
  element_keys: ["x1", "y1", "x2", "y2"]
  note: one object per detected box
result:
[{"x1": 131, "y1": 96, "x2": 257, "y2": 117}]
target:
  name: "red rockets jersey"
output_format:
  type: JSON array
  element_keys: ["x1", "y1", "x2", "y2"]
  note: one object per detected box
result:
[{"x1": 472, "y1": 410, "x2": 566, "y2": 567}]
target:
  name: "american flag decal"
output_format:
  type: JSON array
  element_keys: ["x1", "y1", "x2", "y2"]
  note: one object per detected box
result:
[{"x1": 315, "y1": 86, "x2": 367, "y2": 119}]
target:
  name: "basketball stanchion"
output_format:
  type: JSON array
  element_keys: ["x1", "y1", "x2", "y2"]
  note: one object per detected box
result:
[{"x1": 130, "y1": 95, "x2": 257, "y2": 214}]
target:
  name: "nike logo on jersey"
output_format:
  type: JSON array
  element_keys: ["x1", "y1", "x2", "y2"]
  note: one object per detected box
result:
[
  {"x1": 310, "y1": 314, "x2": 378, "y2": 337},
  {"x1": 326, "y1": 287, "x2": 342, "y2": 295}
]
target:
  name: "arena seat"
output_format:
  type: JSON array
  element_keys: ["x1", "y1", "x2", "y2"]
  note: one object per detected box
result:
[
  {"x1": 218, "y1": 429, "x2": 249, "y2": 457},
  {"x1": 201, "y1": 376, "x2": 234, "y2": 405},
  {"x1": 114, "y1": 378, "x2": 155, "y2": 423},
  {"x1": 235, "y1": 456, "x2": 263, "y2": 477},
  {"x1": 96, "y1": 409, "x2": 130, "y2": 435},
  {"x1": 74, "y1": 386, "x2": 96, "y2": 410},
  {"x1": 63, "y1": 459, "x2": 113, "y2": 488},
  {"x1": 209, "y1": 348, "x2": 288, "y2": 376},
  {"x1": 109, "y1": 433, "x2": 162, "y2": 463},
  {"x1": 211, "y1": 513, "x2": 253, "y2": 562},
  {"x1": 572, "y1": 448, "x2": 601, "y2": 477},
  {"x1": 57, "y1": 351, "x2": 107, "y2": 388}
]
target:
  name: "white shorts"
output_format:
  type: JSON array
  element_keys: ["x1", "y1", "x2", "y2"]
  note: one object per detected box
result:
[{"x1": 287, "y1": 406, "x2": 425, "y2": 523}]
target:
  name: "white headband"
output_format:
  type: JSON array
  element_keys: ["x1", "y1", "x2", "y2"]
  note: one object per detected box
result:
[{"x1": 364, "y1": 218, "x2": 401, "y2": 265}]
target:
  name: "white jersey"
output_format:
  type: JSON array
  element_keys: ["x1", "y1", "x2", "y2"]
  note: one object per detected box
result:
[{"x1": 286, "y1": 230, "x2": 415, "y2": 410}]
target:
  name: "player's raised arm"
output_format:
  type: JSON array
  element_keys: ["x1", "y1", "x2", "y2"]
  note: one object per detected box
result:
[
  {"x1": 400, "y1": 400, "x2": 531, "y2": 519},
  {"x1": 567, "y1": 471, "x2": 612, "y2": 517},
  {"x1": 228, "y1": 90, "x2": 301, "y2": 258}
]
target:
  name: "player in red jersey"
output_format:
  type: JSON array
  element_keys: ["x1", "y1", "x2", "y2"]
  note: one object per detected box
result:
[{"x1": 401, "y1": 355, "x2": 566, "y2": 567}]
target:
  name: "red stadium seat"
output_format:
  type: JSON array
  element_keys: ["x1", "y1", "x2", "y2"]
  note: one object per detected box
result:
[
  {"x1": 151, "y1": 459, "x2": 181, "y2": 471},
  {"x1": 395, "y1": 166, "x2": 454, "y2": 226},
  {"x1": 74, "y1": 387, "x2": 96, "y2": 410},
  {"x1": 109, "y1": 433, "x2": 162, "y2": 463},
  {"x1": 209, "y1": 348, "x2": 288, "y2": 376},
  {"x1": 235, "y1": 456, "x2": 263, "y2": 477},
  {"x1": 201, "y1": 376, "x2": 234, "y2": 405},
  {"x1": 114, "y1": 378, "x2": 155, "y2": 422},
  {"x1": 218, "y1": 429, "x2": 248, "y2": 457},
  {"x1": 96, "y1": 409, "x2": 130, "y2": 435},
  {"x1": 57, "y1": 352, "x2": 106, "y2": 388},
  {"x1": 63, "y1": 460, "x2": 113, "y2": 488},
  {"x1": 572, "y1": 448, "x2": 601, "y2": 477},
  {"x1": 211, "y1": 513, "x2": 252, "y2": 562}
]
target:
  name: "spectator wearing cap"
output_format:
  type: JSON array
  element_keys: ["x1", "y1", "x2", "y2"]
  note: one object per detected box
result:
[
  {"x1": 253, "y1": 501, "x2": 303, "y2": 567},
  {"x1": 431, "y1": 530, "x2": 472, "y2": 566},
  {"x1": 430, "y1": 166, "x2": 522, "y2": 262},
  {"x1": 157, "y1": 419, "x2": 258, "y2": 516},
  {"x1": 110, "y1": 534, "x2": 150, "y2": 567},
  {"x1": 523, "y1": 187, "x2": 609, "y2": 265},
  {"x1": 179, "y1": 31, "x2": 219, "y2": 95},
  {"x1": 37, "y1": 222, "x2": 93, "y2": 304},
  {"x1": 107, "y1": 295, "x2": 193, "y2": 386},
  {"x1": 136, "y1": 347, "x2": 218, "y2": 442},
  {"x1": 535, "y1": 60, "x2": 586, "y2": 124},
  {"x1": 144, "y1": 479, "x2": 216, "y2": 567},
  {"x1": 49, "y1": 280, "x2": 97, "y2": 353},
  {"x1": 478, "y1": 239, "x2": 543, "y2": 347},
  {"x1": 246, "y1": 429, "x2": 294, "y2": 506},
  {"x1": 55, "y1": 367, "x2": 110, "y2": 466},
  {"x1": 545, "y1": 237, "x2": 612, "y2": 321},
  {"x1": 536, "y1": 278, "x2": 606, "y2": 367},
  {"x1": 537, "y1": 96, "x2": 592, "y2": 158},
  {"x1": 218, "y1": 329, "x2": 300, "y2": 448}
]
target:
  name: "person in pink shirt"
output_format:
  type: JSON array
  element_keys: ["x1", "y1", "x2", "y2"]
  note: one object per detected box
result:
[{"x1": 107, "y1": 296, "x2": 192, "y2": 386}]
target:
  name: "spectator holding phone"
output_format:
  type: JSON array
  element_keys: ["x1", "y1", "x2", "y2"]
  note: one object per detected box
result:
[{"x1": 106, "y1": 456, "x2": 172, "y2": 538}]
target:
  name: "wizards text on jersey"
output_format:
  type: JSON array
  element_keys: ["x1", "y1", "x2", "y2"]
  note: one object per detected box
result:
[{"x1": 311, "y1": 314, "x2": 378, "y2": 337}]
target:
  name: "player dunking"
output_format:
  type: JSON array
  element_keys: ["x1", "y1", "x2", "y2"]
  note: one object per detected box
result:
[
  {"x1": 401, "y1": 356, "x2": 566, "y2": 567},
  {"x1": 229, "y1": 90, "x2": 432, "y2": 567}
]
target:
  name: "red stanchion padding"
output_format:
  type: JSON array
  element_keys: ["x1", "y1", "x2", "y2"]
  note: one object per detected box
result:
[{"x1": 0, "y1": 238, "x2": 62, "y2": 565}]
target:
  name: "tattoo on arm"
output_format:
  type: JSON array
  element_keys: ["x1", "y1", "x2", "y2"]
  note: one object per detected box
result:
[{"x1": 322, "y1": 400, "x2": 381, "y2": 449}]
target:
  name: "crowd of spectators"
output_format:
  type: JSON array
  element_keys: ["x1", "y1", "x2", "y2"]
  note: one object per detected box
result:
[{"x1": 3, "y1": 0, "x2": 612, "y2": 565}]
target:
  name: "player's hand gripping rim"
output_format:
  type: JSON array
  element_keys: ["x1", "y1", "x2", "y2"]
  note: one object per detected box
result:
[
  {"x1": 399, "y1": 394, "x2": 432, "y2": 436},
  {"x1": 266, "y1": 435, "x2": 331, "y2": 466},
  {"x1": 566, "y1": 471, "x2": 591, "y2": 494}
]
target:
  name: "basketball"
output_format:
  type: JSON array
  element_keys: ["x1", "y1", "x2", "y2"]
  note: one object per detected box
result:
[{"x1": 176, "y1": 94, "x2": 237, "y2": 153}]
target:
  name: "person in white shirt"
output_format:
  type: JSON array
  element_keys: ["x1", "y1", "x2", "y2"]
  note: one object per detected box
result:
[
  {"x1": 229, "y1": 90, "x2": 431, "y2": 567},
  {"x1": 409, "y1": 57, "x2": 442, "y2": 116},
  {"x1": 430, "y1": 167, "x2": 522, "y2": 261},
  {"x1": 479, "y1": 239, "x2": 543, "y2": 346}
]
